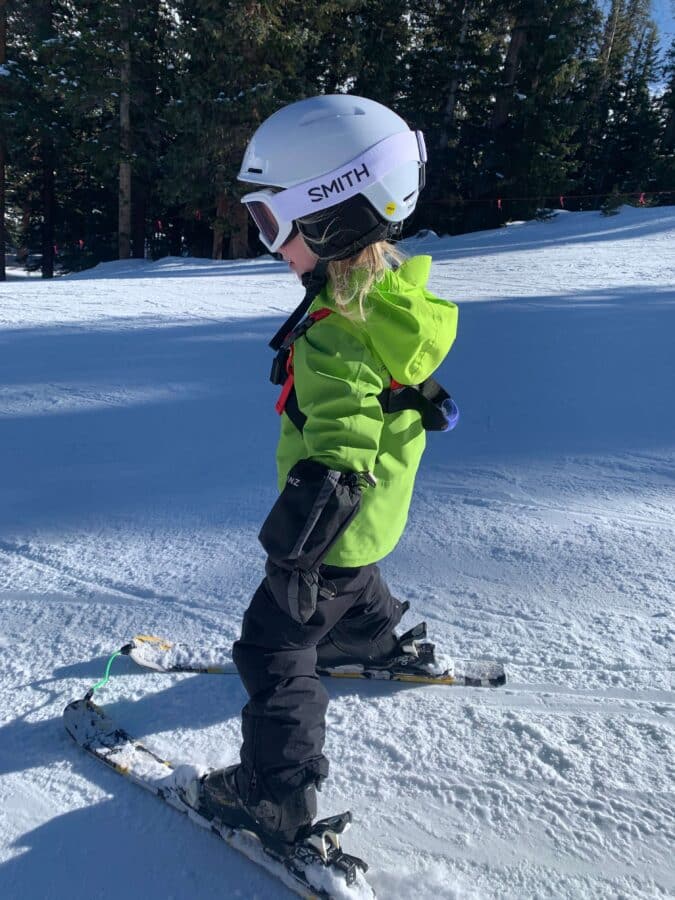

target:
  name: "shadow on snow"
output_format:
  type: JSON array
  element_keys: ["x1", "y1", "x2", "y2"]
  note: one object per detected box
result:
[{"x1": 0, "y1": 282, "x2": 673, "y2": 537}]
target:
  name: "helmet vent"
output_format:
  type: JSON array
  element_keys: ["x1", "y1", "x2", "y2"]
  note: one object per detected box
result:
[
  {"x1": 298, "y1": 104, "x2": 366, "y2": 127},
  {"x1": 247, "y1": 167, "x2": 264, "y2": 174}
]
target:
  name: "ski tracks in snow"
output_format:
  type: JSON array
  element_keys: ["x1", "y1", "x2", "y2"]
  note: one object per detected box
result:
[
  {"x1": 323, "y1": 678, "x2": 673, "y2": 898},
  {"x1": 1, "y1": 208, "x2": 674, "y2": 899},
  {"x1": 377, "y1": 452, "x2": 674, "y2": 897}
]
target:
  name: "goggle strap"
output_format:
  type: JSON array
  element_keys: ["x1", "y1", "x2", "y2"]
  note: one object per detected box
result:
[{"x1": 272, "y1": 130, "x2": 425, "y2": 222}]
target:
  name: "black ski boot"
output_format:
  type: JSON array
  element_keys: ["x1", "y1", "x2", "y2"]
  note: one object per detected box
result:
[
  {"x1": 197, "y1": 765, "x2": 318, "y2": 849},
  {"x1": 317, "y1": 621, "x2": 442, "y2": 676}
]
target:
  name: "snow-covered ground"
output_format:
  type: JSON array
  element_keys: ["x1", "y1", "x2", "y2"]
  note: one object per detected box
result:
[{"x1": 0, "y1": 206, "x2": 673, "y2": 900}]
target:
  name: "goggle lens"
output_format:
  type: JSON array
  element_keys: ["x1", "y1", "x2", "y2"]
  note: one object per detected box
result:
[{"x1": 246, "y1": 200, "x2": 279, "y2": 247}]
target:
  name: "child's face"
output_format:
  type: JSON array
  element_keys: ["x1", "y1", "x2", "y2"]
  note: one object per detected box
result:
[{"x1": 279, "y1": 232, "x2": 319, "y2": 279}]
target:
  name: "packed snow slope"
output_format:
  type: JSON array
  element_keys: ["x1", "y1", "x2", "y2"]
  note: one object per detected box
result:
[{"x1": 0, "y1": 206, "x2": 673, "y2": 900}]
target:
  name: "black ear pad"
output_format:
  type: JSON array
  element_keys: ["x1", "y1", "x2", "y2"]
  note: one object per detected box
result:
[{"x1": 297, "y1": 194, "x2": 395, "y2": 261}]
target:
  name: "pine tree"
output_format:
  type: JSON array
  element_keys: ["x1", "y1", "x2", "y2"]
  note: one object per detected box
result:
[
  {"x1": 158, "y1": 1, "x2": 286, "y2": 259},
  {"x1": 4, "y1": 1, "x2": 119, "y2": 271},
  {"x1": 0, "y1": 0, "x2": 7, "y2": 280},
  {"x1": 3, "y1": 0, "x2": 74, "y2": 276},
  {"x1": 295, "y1": 0, "x2": 363, "y2": 96},
  {"x1": 158, "y1": 0, "x2": 360, "y2": 259},
  {"x1": 59, "y1": 1, "x2": 176, "y2": 263},
  {"x1": 46, "y1": 1, "x2": 122, "y2": 268},
  {"x1": 488, "y1": 0, "x2": 602, "y2": 217},
  {"x1": 400, "y1": 0, "x2": 507, "y2": 234},
  {"x1": 575, "y1": 0, "x2": 660, "y2": 201},
  {"x1": 654, "y1": 38, "x2": 675, "y2": 198},
  {"x1": 613, "y1": 15, "x2": 661, "y2": 193},
  {"x1": 7, "y1": 0, "x2": 673, "y2": 267},
  {"x1": 349, "y1": 0, "x2": 410, "y2": 104},
  {"x1": 401, "y1": 0, "x2": 601, "y2": 233}
]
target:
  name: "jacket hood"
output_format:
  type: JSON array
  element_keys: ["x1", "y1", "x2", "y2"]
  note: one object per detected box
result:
[{"x1": 360, "y1": 255, "x2": 458, "y2": 384}]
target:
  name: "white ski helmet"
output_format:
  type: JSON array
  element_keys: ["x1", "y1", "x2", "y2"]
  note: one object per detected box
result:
[{"x1": 238, "y1": 94, "x2": 427, "y2": 259}]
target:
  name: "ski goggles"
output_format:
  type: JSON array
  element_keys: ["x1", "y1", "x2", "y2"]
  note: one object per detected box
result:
[{"x1": 241, "y1": 129, "x2": 427, "y2": 253}]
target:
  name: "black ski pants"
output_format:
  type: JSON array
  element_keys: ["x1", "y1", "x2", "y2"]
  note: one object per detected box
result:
[{"x1": 232, "y1": 563, "x2": 406, "y2": 803}]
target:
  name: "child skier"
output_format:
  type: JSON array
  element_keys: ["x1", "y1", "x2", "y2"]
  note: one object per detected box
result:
[{"x1": 198, "y1": 94, "x2": 458, "y2": 850}]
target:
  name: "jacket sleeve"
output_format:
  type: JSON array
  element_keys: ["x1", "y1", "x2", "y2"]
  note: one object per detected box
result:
[{"x1": 292, "y1": 318, "x2": 385, "y2": 475}]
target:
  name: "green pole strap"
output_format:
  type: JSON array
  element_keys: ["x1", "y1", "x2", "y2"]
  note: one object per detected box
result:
[{"x1": 85, "y1": 649, "x2": 122, "y2": 700}]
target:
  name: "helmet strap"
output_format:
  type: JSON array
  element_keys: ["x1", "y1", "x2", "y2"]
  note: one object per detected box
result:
[{"x1": 269, "y1": 259, "x2": 329, "y2": 352}]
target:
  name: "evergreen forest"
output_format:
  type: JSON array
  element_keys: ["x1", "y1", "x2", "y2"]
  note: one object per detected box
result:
[{"x1": 1, "y1": 0, "x2": 674, "y2": 278}]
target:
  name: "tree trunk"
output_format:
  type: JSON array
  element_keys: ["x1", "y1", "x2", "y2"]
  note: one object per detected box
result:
[
  {"x1": 16, "y1": 207, "x2": 30, "y2": 264},
  {"x1": 168, "y1": 216, "x2": 183, "y2": 256},
  {"x1": 132, "y1": 176, "x2": 147, "y2": 258},
  {"x1": 228, "y1": 202, "x2": 250, "y2": 259},
  {"x1": 0, "y1": 132, "x2": 4, "y2": 282},
  {"x1": 132, "y1": 0, "x2": 160, "y2": 259},
  {"x1": 212, "y1": 192, "x2": 227, "y2": 260},
  {"x1": 491, "y1": 17, "x2": 530, "y2": 132},
  {"x1": 41, "y1": 142, "x2": 55, "y2": 278},
  {"x1": 0, "y1": 0, "x2": 6, "y2": 281},
  {"x1": 439, "y1": 3, "x2": 471, "y2": 149},
  {"x1": 602, "y1": 0, "x2": 622, "y2": 80},
  {"x1": 664, "y1": 99, "x2": 675, "y2": 151},
  {"x1": 214, "y1": 195, "x2": 250, "y2": 260},
  {"x1": 36, "y1": 0, "x2": 56, "y2": 278},
  {"x1": 118, "y1": 8, "x2": 132, "y2": 259}
]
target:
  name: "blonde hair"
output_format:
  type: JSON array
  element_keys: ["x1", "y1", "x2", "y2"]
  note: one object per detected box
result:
[{"x1": 327, "y1": 241, "x2": 405, "y2": 320}]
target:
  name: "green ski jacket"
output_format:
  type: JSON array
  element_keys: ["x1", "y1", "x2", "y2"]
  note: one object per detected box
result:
[{"x1": 275, "y1": 255, "x2": 458, "y2": 567}]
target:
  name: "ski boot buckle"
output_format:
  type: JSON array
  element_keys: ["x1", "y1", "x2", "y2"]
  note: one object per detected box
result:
[
  {"x1": 305, "y1": 812, "x2": 351, "y2": 859},
  {"x1": 397, "y1": 622, "x2": 437, "y2": 668}
]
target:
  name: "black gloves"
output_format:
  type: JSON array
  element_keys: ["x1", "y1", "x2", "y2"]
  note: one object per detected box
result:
[{"x1": 259, "y1": 459, "x2": 364, "y2": 623}]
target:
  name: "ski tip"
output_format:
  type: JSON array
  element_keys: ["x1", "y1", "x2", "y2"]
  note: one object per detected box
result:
[
  {"x1": 63, "y1": 696, "x2": 105, "y2": 748},
  {"x1": 63, "y1": 696, "x2": 92, "y2": 717}
]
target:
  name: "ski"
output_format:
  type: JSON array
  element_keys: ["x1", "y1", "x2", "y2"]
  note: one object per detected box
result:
[
  {"x1": 63, "y1": 697, "x2": 374, "y2": 900},
  {"x1": 124, "y1": 632, "x2": 506, "y2": 687}
]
